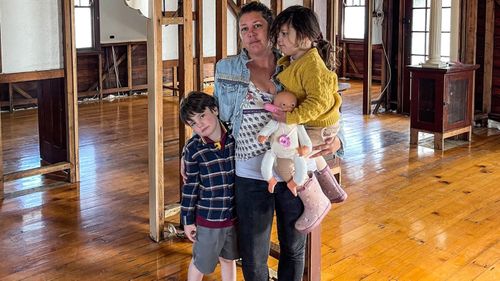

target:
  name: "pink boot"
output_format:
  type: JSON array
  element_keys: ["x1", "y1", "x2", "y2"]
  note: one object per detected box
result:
[
  {"x1": 294, "y1": 175, "x2": 331, "y2": 234},
  {"x1": 315, "y1": 167, "x2": 347, "y2": 203}
]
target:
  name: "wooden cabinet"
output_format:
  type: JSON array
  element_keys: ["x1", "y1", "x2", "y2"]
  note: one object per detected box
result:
[{"x1": 407, "y1": 64, "x2": 479, "y2": 150}]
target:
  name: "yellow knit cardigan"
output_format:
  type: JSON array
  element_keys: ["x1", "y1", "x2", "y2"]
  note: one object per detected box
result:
[{"x1": 276, "y1": 48, "x2": 342, "y2": 127}]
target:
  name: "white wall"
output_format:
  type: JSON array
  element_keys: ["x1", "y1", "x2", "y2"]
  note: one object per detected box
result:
[
  {"x1": 0, "y1": 0, "x2": 62, "y2": 73},
  {"x1": 100, "y1": 0, "x2": 147, "y2": 44}
]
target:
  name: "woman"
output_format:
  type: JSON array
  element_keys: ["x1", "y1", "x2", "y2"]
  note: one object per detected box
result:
[{"x1": 213, "y1": 2, "x2": 344, "y2": 280}]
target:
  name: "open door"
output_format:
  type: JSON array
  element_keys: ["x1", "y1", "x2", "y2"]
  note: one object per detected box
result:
[{"x1": 38, "y1": 78, "x2": 68, "y2": 165}]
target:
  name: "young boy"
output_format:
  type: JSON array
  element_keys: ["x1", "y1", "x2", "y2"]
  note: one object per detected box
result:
[{"x1": 179, "y1": 91, "x2": 238, "y2": 281}]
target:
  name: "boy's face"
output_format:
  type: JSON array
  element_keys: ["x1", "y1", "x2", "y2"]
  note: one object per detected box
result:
[{"x1": 187, "y1": 107, "x2": 221, "y2": 140}]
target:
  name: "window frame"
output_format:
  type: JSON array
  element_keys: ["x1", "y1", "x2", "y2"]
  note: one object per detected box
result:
[
  {"x1": 341, "y1": 0, "x2": 366, "y2": 41},
  {"x1": 75, "y1": 0, "x2": 100, "y2": 53},
  {"x1": 409, "y1": 0, "x2": 452, "y2": 65}
]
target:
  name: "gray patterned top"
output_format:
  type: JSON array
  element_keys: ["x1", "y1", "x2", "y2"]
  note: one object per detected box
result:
[{"x1": 235, "y1": 82, "x2": 274, "y2": 160}]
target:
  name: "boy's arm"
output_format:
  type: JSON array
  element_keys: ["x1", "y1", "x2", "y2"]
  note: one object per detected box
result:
[
  {"x1": 180, "y1": 144, "x2": 200, "y2": 226},
  {"x1": 286, "y1": 65, "x2": 342, "y2": 125}
]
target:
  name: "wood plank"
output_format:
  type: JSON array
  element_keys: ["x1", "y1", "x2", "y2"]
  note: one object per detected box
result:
[
  {"x1": 0, "y1": 69, "x2": 64, "y2": 83},
  {"x1": 216, "y1": 0, "x2": 228, "y2": 62},
  {"x1": 161, "y1": 17, "x2": 184, "y2": 25},
  {"x1": 195, "y1": 0, "x2": 204, "y2": 91},
  {"x1": 483, "y1": 0, "x2": 495, "y2": 114},
  {"x1": 0, "y1": 108, "x2": 3, "y2": 199},
  {"x1": 98, "y1": 52, "x2": 103, "y2": 99},
  {"x1": 12, "y1": 85, "x2": 33, "y2": 99},
  {"x1": 363, "y1": 0, "x2": 373, "y2": 114},
  {"x1": 147, "y1": 0, "x2": 165, "y2": 242},
  {"x1": 62, "y1": 0, "x2": 79, "y2": 183},
  {"x1": 8, "y1": 83, "x2": 13, "y2": 112},
  {"x1": 3, "y1": 162, "x2": 70, "y2": 182},
  {"x1": 127, "y1": 44, "x2": 133, "y2": 90}
]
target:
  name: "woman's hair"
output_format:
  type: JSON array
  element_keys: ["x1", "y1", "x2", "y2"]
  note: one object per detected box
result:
[
  {"x1": 270, "y1": 5, "x2": 339, "y2": 71},
  {"x1": 237, "y1": 1, "x2": 274, "y2": 34},
  {"x1": 179, "y1": 91, "x2": 218, "y2": 125}
]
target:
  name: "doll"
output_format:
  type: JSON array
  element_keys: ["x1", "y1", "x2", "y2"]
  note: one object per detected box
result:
[{"x1": 257, "y1": 91, "x2": 312, "y2": 196}]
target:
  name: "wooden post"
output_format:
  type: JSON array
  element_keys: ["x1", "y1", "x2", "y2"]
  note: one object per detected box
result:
[
  {"x1": 127, "y1": 44, "x2": 133, "y2": 91},
  {"x1": 8, "y1": 83, "x2": 13, "y2": 112},
  {"x1": 216, "y1": 0, "x2": 228, "y2": 61},
  {"x1": 271, "y1": 0, "x2": 283, "y2": 14},
  {"x1": 0, "y1": 107, "x2": 3, "y2": 200},
  {"x1": 483, "y1": 0, "x2": 494, "y2": 115},
  {"x1": 195, "y1": 0, "x2": 204, "y2": 91},
  {"x1": 304, "y1": 226, "x2": 322, "y2": 281},
  {"x1": 363, "y1": 0, "x2": 373, "y2": 115},
  {"x1": 147, "y1": 0, "x2": 165, "y2": 242},
  {"x1": 98, "y1": 53, "x2": 103, "y2": 100},
  {"x1": 62, "y1": 0, "x2": 79, "y2": 183}
]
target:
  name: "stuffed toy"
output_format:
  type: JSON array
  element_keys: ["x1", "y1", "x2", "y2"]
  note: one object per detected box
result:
[{"x1": 257, "y1": 91, "x2": 312, "y2": 196}]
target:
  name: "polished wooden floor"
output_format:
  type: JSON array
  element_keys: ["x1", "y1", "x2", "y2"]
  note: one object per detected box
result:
[{"x1": 1, "y1": 82, "x2": 499, "y2": 280}]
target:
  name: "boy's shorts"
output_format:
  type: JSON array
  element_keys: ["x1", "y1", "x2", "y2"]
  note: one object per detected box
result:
[{"x1": 192, "y1": 225, "x2": 239, "y2": 274}]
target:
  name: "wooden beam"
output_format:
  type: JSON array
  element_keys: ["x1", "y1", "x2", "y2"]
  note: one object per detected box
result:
[
  {"x1": 227, "y1": 0, "x2": 240, "y2": 17},
  {"x1": 12, "y1": 85, "x2": 33, "y2": 99},
  {"x1": 216, "y1": 0, "x2": 228, "y2": 61},
  {"x1": 127, "y1": 44, "x2": 133, "y2": 90},
  {"x1": 3, "y1": 162, "x2": 71, "y2": 182},
  {"x1": 98, "y1": 52, "x2": 103, "y2": 99},
  {"x1": 195, "y1": 0, "x2": 204, "y2": 91},
  {"x1": 147, "y1": 0, "x2": 165, "y2": 242},
  {"x1": 483, "y1": 0, "x2": 494, "y2": 114},
  {"x1": 304, "y1": 228, "x2": 321, "y2": 281},
  {"x1": 178, "y1": 0, "x2": 194, "y2": 202},
  {"x1": 462, "y1": 0, "x2": 477, "y2": 64},
  {"x1": 8, "y1": 83, "x2": 13, "y2": 112},
  {"x1": 271, "y1": 0, "x2": 283, "y2": 14},
  {"x1": 0, "y1": 107, "x2": 3, "y2": 200},
  {"x1": 363, "y1": 0, "x2": 373, "y2": 115},
  {"x1": 0, "y1": 69, "x2": 64, "y2": 83},
  {"x1": 161, "y1": 17, "x2": 184, "y2": 25},
  {"x1": 303, "y1": 0, "x2": 313, "y2": 9},
  {"x1": 62, "y1": 0, "x2": 79, "y2": 183}
]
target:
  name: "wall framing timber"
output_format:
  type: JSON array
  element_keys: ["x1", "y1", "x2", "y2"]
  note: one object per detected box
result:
[{"x1": 0, "y1": 0, "x2": 79, "y2": 200}]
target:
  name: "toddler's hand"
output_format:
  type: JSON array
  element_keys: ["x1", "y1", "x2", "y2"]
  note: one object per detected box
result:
[
  {"x1": 257, "y1": 135, "x2": 268, "y2": 144},
  {"x1": 297, "y1": 146, "x2": 311, "y2": 156}
]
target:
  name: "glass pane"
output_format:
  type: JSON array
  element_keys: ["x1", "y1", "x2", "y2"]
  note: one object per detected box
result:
[
  {"x1": 413, "y1": 0, "x2": 426, "y2": 8},
  {"x1": 442, "y1": 0, "x2": 451, "y2": 8},
  {"x1": 412, "y1": 55, "x2": 426, "y2": 65},
  {"x1": 412, "y1": 32, "x2": 426, "y2": 55},
  {"x1": 412, "y1": 9, "x2": 427, "y2": 31},
  {"x1": 448, "y1": 79, "x2": 468, "y2": 124},
  {"x1": 75, "y1": 8, "x2": 93, "y2": 49},
  {"x1": 76, "y1": 0, "x2": 91, "y2": 7},
  {"x1": 442, "y1": 8, "x2": 451, "y2": 32},
  {"x1": 441, "y1": 32, "x2": 450, "y2": 57},
  {"x1": 344, "y1": 7, "x2": 365, "y2": 39}
]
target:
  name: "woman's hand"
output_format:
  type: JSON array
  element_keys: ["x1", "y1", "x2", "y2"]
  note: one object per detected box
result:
[
  {"x1": 183, "y1": 224, "x2": 197, "y2": 242},
  {"x1": 311, "y1": 136, "x2": 341, "y2": 158},
  {"x1": 180, "y1": 157, "x2": 187, "y2": 184}
]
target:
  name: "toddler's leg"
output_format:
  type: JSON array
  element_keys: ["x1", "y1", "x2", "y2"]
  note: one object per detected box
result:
[
  {"x1": 187, "y1": 259, "x2": 204, "y2": 281},
  {"x1": 219, "y1": 257, "x2": 236, "y2": 281}
]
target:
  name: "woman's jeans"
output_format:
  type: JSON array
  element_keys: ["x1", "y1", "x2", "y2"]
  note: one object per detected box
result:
[{"x1": 235, "y1": 176, "x2": 306, "y2": 281}]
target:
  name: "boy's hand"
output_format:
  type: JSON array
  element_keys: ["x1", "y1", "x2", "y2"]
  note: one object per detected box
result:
[
  {"x1": 257, "y1": 135, "x2": 268, "y2": 144},
  {"x1": 184, "y1": 224, "x2": 197, "y2": 242}
]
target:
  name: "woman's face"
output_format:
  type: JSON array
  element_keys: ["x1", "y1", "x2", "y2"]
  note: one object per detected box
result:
[{"x1": 239, "y1": 11, "x2": 271, "y2": 56}]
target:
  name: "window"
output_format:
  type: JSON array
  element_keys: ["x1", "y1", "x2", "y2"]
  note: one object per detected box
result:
[
  {"x1": 342, "y1": 0, "x2": 365, "y2": 40},
  {"x1": 410, "y1": 0, "x2": 451, "y2": 65},
  {"x1": 75, "y1": 0, "x2": 100, "y2": 51}
]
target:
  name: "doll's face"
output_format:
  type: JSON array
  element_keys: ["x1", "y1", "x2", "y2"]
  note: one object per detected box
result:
[{"x1": 273, "y1": 91, "x2": 297, "y2": 112}]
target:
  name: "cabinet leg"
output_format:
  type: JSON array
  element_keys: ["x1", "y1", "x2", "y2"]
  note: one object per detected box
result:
[
  {"x1": 410, "y1": 129, "x2": 419, "y2": 145},
  {"x1": 434, "y1": 133, "x2": 444, "y2": 150}
]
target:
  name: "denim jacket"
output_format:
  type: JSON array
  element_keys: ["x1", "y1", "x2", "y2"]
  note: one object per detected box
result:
[{"x1": 213, "y1": 48, "x2": 345, "y2": 158}]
